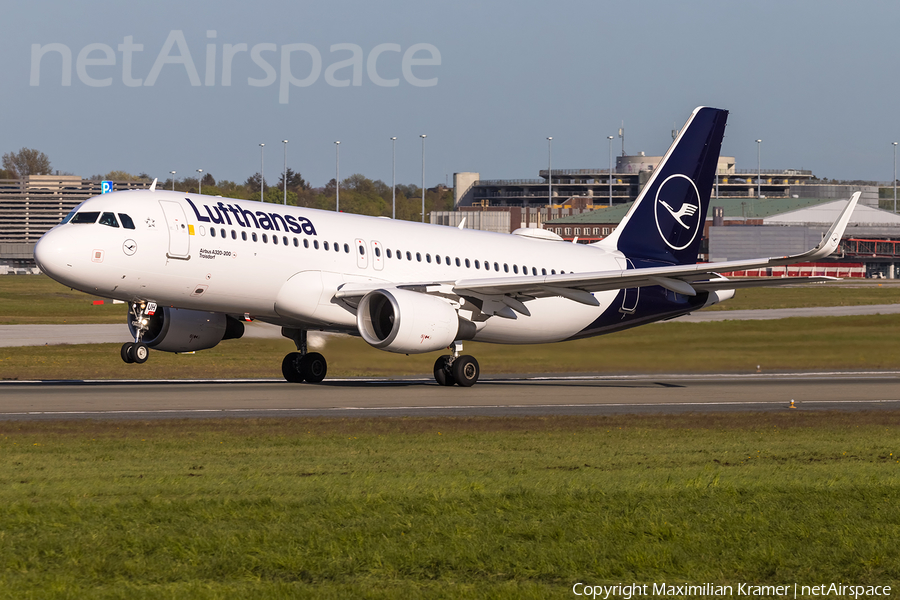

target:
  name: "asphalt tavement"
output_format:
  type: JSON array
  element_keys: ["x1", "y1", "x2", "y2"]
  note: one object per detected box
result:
[{"x1": 1, "y1": 372, "x2": 898, "y2": 420}]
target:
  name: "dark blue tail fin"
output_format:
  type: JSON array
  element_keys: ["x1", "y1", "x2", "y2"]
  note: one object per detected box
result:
[{"x1": 601, "y1": 106, "x2": 728, "y2": 265}]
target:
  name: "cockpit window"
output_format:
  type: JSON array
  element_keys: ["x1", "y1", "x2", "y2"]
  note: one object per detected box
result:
[
  {"x1": 118, "y1": 213, "x2": 135, "y2": 229},
  {"x1": 99, "y1": 212, "x2": 120, "y2": 228},
  {"x1": 60, "y1": 208, "x2": 78, "y2": 224},
  {"x1": 70, "y1": 211, "x2": 100, "y2": 224}
]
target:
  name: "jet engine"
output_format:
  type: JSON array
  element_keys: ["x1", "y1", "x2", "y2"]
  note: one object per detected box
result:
[
  {"x1": 357, "y1": 288, "x2": 475, "y2": 354},
  {"x1": 127, "y1": 306, "x2": 244, "y2": 353}
]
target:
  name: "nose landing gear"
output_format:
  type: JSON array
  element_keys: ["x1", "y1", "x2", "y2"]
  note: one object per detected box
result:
[
  {"x1": 121, "y1": 301, "x2": 155, "y2": 364},
  {"x1": 121, "y1": 341, "x2": 149, "y2": 364},
  {"x1": 281, "y1": 328, "x2": 328, "y2": 383},
  {"x1": 433, "y1": 341, "x2": 480, "y2": 387}
]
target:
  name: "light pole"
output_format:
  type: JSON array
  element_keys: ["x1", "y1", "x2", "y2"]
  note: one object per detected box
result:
[
  {"x1": 893, "y1": 142, "x2": 898, "y2": 214},
  {"x1": 391, "y1": 137, "x2": 397, "y2": 219},
  {"x1": 607, "y1": 135, "x2": 614, "y2": 206},
  {"x1": 169, "y1": 171, "x2": 176, "y2": 191},
  {"x1": 259, "y1": 143, "x2": 265, "y2": 202},
  {"x1": 196, "y1": 169, "x2": 203, "y2": 195},
  {"x1": 282, "y1": 140, "x2": 288, "y2": 205},
  {"x1": 755, "y1": 139, "x2": 762, "y2": 198},
  {"x1": 547, "y1": 137, "x2": 552, "y2": 205},
  {"x1": 420, "y1": 134, "x2": 426, "y2": 222},
  {"x1": 334, "y1": 141, "x2": 340, "y2": 212}
]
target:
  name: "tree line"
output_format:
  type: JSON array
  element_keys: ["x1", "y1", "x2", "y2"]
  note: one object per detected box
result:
[{"x1": 2, "y1": 147, "x2": 453, "y2": 222}]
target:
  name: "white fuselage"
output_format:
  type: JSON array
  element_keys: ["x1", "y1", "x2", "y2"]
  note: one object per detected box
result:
[{"x1": 34, "y1": 190, "x2": 671, "y2": 345}]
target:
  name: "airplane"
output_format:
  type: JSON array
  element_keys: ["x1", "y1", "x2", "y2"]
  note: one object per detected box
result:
[{"x1": 34, "y1": 107, "x2": 859, "y2": 387}]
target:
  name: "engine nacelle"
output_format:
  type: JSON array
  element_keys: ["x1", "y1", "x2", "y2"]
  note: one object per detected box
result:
[
  {"x1": 357, "y1": 288, "x2": 473, "y2": 354},
  {"x1": 127, "y1": 306, "x2": 244, "y2": 353}
]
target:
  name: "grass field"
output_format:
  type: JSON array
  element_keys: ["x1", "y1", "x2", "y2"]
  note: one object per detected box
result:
[
  {"x1": 3, "y1": 313, "x2": 900, "y2": 380},
  {"x1": 2, "y1": 275, "x2": 900, "y2": 324},
  {"x1": 1, "y1": 413, "x2": 898, "y2": 598},
  {"x1": 0, "y1": 275, "x2": 126, "y2": 324}
]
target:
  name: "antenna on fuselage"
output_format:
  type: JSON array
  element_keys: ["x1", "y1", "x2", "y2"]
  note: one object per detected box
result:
[{"x1": 149, "y1": 178, "x2": 158, "y2": 192}]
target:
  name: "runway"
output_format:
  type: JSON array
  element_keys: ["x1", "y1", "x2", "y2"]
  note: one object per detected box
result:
[{"x1": 1, "y1": 371, "x2": 899, "y2": 421}]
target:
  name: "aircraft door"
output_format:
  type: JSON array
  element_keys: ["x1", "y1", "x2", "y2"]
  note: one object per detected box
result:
[
  {"x1": 159, "y1": 200, "x2": 191, "y2": 260},
  {"x1": 371, "y1": 240, "x2": 383, "y2": 271},
  {"x1": 355, "y1": 238, "x2": 368, "y2": 269},
  {"x1": 620, "y1": 258, "x2": 639, "y2": 314}
]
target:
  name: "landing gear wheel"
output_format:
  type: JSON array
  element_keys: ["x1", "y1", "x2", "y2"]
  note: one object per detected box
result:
[
  {"x1": 282, "y1": 352, "x2": 305, "y2": 383},
  {"x1": 132, "y1": 343, "x2": 149, "y2": 364},
  {"x1": 121, "y1": 342, "x2": 135, "y2": 364},
  {"x1": 452, "y1": 355, "x2": 479, "y2": 387},
  {"x1": 433, "y1": 355, "x2": 456, "y2": 386},
  {"x1": 300, "y1": 352, "x2": 327, "y2": 383}
]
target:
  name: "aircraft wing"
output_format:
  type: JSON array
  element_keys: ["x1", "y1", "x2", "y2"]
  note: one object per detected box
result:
[{"x1": 336, "y1": 192, "x2": 859, "y2": 307}]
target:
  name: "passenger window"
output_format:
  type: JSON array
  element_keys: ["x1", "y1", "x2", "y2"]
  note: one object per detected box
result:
[
  {"x1": 358, "y1": 244, "x2": 365, "y2": 255},
  {"x1": 426, "y1": 254, "x2": 431, "y2": 263},
  {"x1": 118, "y1": 213, "x2": 135, "y2": 229},
  {"x1": 551, "y1": 269, "x2": 556, "y2": 274},
  {"x1": 324, "y1": 241, "x2": 329, "y2": 251},
  {"x1": 334, "y1": 242, "x2": 340, "y2": 252},
  {"x1": 99, "y1": 212, "x2": 119, "y2": 228},
  {"x1": 273, "y1": 236, "x2": 279, "y2": 245},
  {"x1": 303, "y1": 239, "x2": 309, "y2": 248},
  {"x1": 314, "y1": 240, "x2": 319, "y2": 249},
  {"x1": 435, "y1": 255, "x2": 441, "y2": 265},
  {"x1": 293, "y1": 237, "x2": 298, "y2": 247},
  {"x1": 475, "y1": 260, "x2": 480, "y2": 269},
  {"x1": 406, "y1": 251, "x2": 412, "y2": 260},
  {"x1": 532, "y1": 267, "x2": 537, "y2": 276},
  {"x1": 445, "y1": 256, "x2": 451, "y2": 265},
  {"x1": 501, "y1": 263, "x2": 506, "y2": 272},
  {"x1": 455, "y1": 258, "x2": 461, "y2": 267},
  {"x1": 542, "y1": 268, "x2": 547, "y2": 275},
  {"x1": 70, "y1": 211, "x2": 100, "y2": 224},
  {"x1": 465, "y1": 259, "x2": 470, "y2": 268},
  {"x1": 416, "y1": 252, "x2": 422, "y2": 262},
  {"x1": 375, "y1": 246, "x2": 381, "y2": 257},
  {"x1": 242, "y1": 232, "x2": 248, "y2": 241},
  {"x1": 344, "y1": 243, "x2": 350, "y2": 253},
  {"x1": 513, "y1": 265, "x2": 518, "y2": 274},
  {"x1": 232, "y1": 230, "x2": 237, "y2": 240},
  {"x1": 211, "y1": 228, "x2": 216, "y2": 238},
  {"x1": 219, "y1": 228, "x2": 225, "y2": 237},
  {"x1": 252, "y1": 232, "x2": 258, "y2": 242},
  {"x1": 262, "y1": 234, "x2": 268, "y2": 243},
  {"x1": 283, "y1": 236, "x2": 288, "y2": 245},
  {"x1": 386, "y1": 249, "x2": 392, "y2": 259}
]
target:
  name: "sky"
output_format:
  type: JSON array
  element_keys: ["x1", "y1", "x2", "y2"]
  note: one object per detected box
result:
[{"x1": 2, "y1": 0, "x2": 898, "y2": 188}]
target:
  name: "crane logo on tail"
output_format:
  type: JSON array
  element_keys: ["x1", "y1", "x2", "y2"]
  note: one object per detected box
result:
[
  {"x1": 654, "y1": 174, "x2": 702, "y2": 251},
  {"x1": 659, "y1": 200, "x2": 698, "y2": 229}
]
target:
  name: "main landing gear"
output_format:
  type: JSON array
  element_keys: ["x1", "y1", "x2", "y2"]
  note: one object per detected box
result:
[
  {"x1": 281, "y1": 328, "x2": 327, "y2": 384},
  {"x1": 433, "y1": 341, "x2": 480, "y2": 387},
  {"x1": 121, "y1": 301, "x2": 155, "y2": 364}
]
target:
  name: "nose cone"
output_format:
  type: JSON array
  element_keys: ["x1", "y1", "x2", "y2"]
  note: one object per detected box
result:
[{"x1": 34, "y1": 227, "x2": 72, "y2": 285}]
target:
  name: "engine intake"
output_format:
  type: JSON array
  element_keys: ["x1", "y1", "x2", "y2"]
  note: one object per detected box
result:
[
  {"x1": 357, "y1": 289, "x2": 473, "y2": 354},
  {"x1": 128, "y1": 306, "x2": 243, "y2": 353}
]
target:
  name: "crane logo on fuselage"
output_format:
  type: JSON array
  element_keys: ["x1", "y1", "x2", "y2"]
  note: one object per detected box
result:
[
  {"x1": 185, "y1": 198, "x2": 317, "y2": 236},
  {"x1": 653, "y1": 174, "x2": 701, "y2": 251}
]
